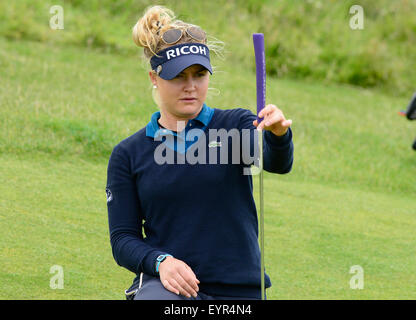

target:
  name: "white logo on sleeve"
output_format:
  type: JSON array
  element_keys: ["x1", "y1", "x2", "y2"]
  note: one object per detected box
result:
[{"x1": 106, "y1": 188, "x2": 113, "y2": 203}]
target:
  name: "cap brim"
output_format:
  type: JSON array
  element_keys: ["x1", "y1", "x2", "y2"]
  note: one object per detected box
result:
[{"x1": 159, "y1": 55, "x2": 213, "y2": 80}]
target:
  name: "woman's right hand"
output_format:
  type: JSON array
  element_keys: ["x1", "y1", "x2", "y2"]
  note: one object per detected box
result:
[{"x1": 158, "y1": 256, "x2": 200, "y2": 298}]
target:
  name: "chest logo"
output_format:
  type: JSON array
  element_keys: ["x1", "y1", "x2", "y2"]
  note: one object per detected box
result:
[{"x1": 208, "y1": 141, "x2": 222, "y2": 148}]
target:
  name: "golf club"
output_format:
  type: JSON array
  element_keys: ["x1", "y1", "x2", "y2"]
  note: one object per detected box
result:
[{"x1": 253, "y1": 33, "x2": 266, "y2": 300}]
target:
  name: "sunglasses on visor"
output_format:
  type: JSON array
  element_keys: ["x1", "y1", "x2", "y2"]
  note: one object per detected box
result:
[{"x1": 160, "y1": 26, "x2": 206, "y2": 45}]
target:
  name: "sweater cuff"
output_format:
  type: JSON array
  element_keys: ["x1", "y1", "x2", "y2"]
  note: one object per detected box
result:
[
  {"x1": 140, "y1": 250, "x2": 171, "y2": 276},
  {"x1": 264, "y1": 127, "x2": 292, "y2": 148}
]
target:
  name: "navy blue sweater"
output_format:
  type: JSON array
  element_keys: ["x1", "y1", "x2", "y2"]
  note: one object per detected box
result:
[{"x1": 106, "y1": 104, "x2": 294, "y2": 298}]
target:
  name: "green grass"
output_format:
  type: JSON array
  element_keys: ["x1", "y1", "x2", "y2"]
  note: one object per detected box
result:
[
  {"x1": 258, "y1": 180, "x2": 416, "y2": 299},
  {"x1": 1, "y1": 17, "x2": 415, "y2": 299},
  {"x1": 1, "y1": 0, "x2": 416, "y2": 94}
]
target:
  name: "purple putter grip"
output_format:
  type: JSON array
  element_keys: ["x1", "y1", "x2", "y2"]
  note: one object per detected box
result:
[{"x1": 253, "y1": 33, "x2": 266, "y2": 123}]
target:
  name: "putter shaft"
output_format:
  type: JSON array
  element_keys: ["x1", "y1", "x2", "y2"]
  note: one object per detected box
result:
[{"x1": 259, "y1": 128, "x2": 265, "y2": 300}]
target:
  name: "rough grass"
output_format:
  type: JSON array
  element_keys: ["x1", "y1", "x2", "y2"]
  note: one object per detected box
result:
[{"x1": 1, "y1": 0, "x2": 416, "y2": 94}]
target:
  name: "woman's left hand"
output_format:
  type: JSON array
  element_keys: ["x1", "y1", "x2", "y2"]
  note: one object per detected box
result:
[{"x1": 252, "y1": 104, "x2": 292, "y2": 137}]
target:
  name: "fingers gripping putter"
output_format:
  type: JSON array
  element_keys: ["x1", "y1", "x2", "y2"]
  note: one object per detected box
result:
[{"x1": 253, "y1": 33, "x2": 266, "y2": 300}]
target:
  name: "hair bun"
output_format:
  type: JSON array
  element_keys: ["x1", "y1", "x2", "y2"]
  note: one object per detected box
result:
[
  {"x1": 132, "y1": 5, "x2": 224, "y2": 69},
  {"x1": 132, "y1": 5, "x2": 175, "y2": 53}
]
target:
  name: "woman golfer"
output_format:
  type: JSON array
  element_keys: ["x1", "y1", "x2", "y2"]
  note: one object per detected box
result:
[{"x1": 106, "y1": 5, "x2": 294, "y2": 300}]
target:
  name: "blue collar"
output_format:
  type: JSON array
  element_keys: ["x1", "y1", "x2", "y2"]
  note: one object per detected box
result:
[{"x1": 146, "y1": 103, "x2": 214, "y2": 138}]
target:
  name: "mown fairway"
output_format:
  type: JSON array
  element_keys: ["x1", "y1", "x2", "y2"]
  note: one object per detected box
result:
[{"x1": 1, "y1": 0, "x2": 415, "y2": 299}]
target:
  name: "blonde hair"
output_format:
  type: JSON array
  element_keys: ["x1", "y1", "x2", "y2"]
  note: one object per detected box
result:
[
  {"x1": 132, "y1": 5, "x2": 224, "y2": 106},
  {"x1": 132, "y1": 5, "x2": 224, "y2": 62}
]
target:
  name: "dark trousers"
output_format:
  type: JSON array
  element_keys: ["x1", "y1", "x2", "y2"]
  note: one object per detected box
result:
[{"x1": 125, "y1": 273, "x2": 263, "y2": 300}]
